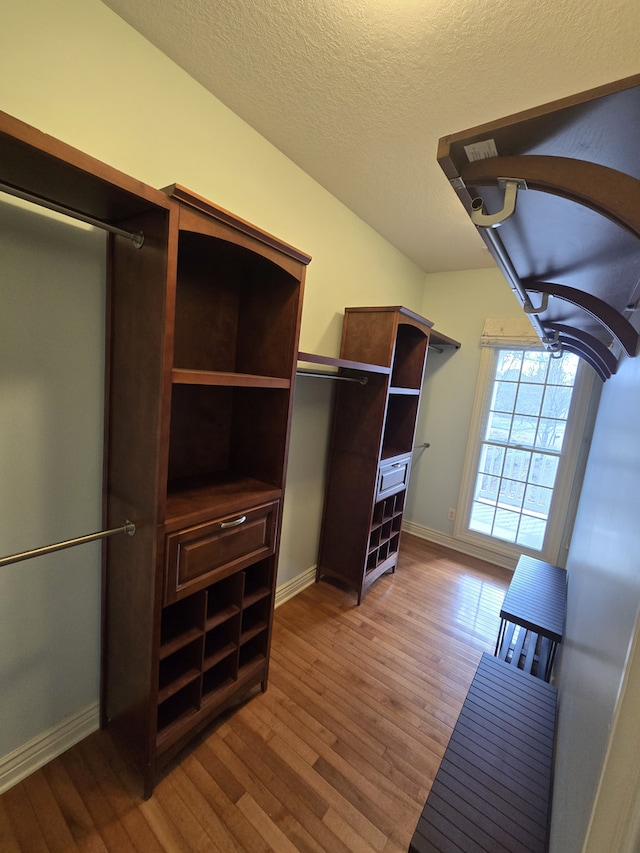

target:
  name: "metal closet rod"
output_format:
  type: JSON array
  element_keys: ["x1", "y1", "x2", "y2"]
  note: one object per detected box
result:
[
  {"x1": 296, "y1": 369, "x2": 368, "y2": 385},
  {"x1": 0, "y1": 182, "x2": 145, "y2": 247},
  {"x1": 0, "y1": 521, "x2": 136, "y2": 569}
]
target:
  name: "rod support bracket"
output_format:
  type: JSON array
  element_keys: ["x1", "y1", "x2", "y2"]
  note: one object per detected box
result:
[
  {"x1": 471, "y1": 178, "x2": 526, "y2": 228},
  {"x1": 523, "y1": 291, "x2": 549, "y2": 315}
]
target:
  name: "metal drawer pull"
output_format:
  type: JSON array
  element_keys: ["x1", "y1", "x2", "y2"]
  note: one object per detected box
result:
[
  {"x1": 392, "y1": 463, "x2": 404, "y2": 468},
  {"x1": 220, "y1": 515, "x2": 247, "y2": 529}
]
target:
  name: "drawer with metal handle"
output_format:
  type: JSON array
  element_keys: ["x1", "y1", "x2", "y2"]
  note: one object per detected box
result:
[
  {"x1": 164, "y1": 500, "x2": 279, "y2": 604},
  {"x1": 376, "y1": 454, "x2": 411, "y2": 500}
]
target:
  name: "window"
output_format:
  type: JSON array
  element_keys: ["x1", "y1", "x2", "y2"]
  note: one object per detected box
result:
[{"x1": 456, "y1": 331, "x2": 598, "y2": 564}]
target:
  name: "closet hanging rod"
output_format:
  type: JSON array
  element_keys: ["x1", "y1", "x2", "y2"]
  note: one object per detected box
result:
[
  {"x1": 0, "y1": 521, "x2": 136, "y2": 569},
  {"x1": 296, "y1": 369, "x2": 368, "y2": 385},
  {"x1": 0, "y1": 182, "x2": 145, "y2": 247}
]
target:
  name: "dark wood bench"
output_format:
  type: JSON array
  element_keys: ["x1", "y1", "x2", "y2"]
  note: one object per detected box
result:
[
  {"x1": 495, "y1": 555, "x2": 567, "y2": 681},
  {"x1": 409, "y1": 653, "x2": 557, "y2": 853}
]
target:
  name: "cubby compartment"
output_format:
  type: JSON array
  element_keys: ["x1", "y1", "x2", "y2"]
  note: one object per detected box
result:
[
  {"x1": 241, "y1": 598, "x2": 271, "y2": 644},
  {"x1": 206, "y1": 574, "x2": 242, "y2": 629},
  {"x1": 391, "y1": 323, "x2": 429, "y2": 389},
  {"x1": 382, "y1": 394, "x2": 420, "y2": 459},
  {"x1": 158, "y1": 639, "x2": 203, "y2": 703},
  {"x1": 157, "y1": 679, "x2": 200, "y2": 741},
  {"x1": 204, "y1": 621, "x2": 238, "y2": 671},
  {"x1": 201, "y1": 654, "x2": 237, "y2": 702},
  {"x1": 243, "y1": 559, "x2": 273, "y2": 607},
  {"x1": 160, "y1": 594, "x2": 205, "y2": 657},
  {"x1": 173, "y1": 231, "x2": 300, "y2": 379},
  {"x1": 166, "y1": 385, "x2": 291, "y2": 495},
  {"x1": 239, "y1": 633, "x2": 268, "y2": 673}
]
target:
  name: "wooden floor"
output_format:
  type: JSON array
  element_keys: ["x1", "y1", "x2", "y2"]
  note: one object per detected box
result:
[{"x1": 0, "y1": 535, "x2": 510, "y2": 852}]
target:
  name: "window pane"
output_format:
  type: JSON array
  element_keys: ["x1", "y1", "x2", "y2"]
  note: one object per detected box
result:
[
  {"x1": 536, "y1": 418, "x2": 566, "y2": 451},
  {"x1": 524, "y1": 483, "x2": 553, "y2": 516},
  {"x1": 548, "y1": 352, "x2": 579, "y2": 385},
  {"x1": 499, "y1": 477, "x2": 525, "y2": 509},
  {"x1": 486, "y1": 411, "x2": 511, "y2": 442},
  {"x1": 515, "y1": 382, "x2": 544, "y2": 416},
  {"x1": 469, "y1": 501, "x2": 495, "y2": 534},
  {"x1": 496, "y1": 350, "x2": 523, "y2": 380},
  {"x1": 529, "y1": 453, "x2": 559, "y2": 488},
  {"x1": 503, "y1": 448, "x2": 531, "y2": 482},
  {"x1": 542, "y1": 384, "x2": 573, "y2": 420},
  {"x1": 475, "y1": 471, "x2": 499, "y2": 503},
  {"x1": 492, "y1": 380, "x2": 517, "y2": 412},
  {"x1": 521, "y1": 351, "x2": 549, "y2": 383},
  {"x1": 516, "y1": 516, "x2": 546, "y2": 550},
  {"x1": 478, "y1": 443, "x2": 504, "y2": 476},
  {"x1": 511, "y1": 415, "x2": 538, "y2": 445},
  {"x1": 493, "y1": 508, "x2": 519, "y2": 542}
]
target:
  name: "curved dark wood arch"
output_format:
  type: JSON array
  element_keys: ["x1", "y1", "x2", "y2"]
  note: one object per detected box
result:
[
  {"x1": 547, "y1": 322, "x2": 618, "y2": 377},
  {"x1": 461, "y1": 155, "x2": 640, "y2": 240},
  {"x1": 527, "y1": 281, "x2": 639, "y2": 356}
]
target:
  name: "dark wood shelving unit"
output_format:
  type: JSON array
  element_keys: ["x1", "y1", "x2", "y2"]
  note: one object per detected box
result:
[
  {"x1": 105, "y1": 183, "x2": 310, "y2": 795},
  {"x1": 316, "y1": 306, "x2": 433, "y2": 603}
]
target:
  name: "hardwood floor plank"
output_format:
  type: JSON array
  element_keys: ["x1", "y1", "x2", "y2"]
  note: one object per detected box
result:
[
  {"x1": 58, "y1": 747, "x2": 138, "y2": 853},
  {"x1": 0, "y1": 794, "x2": 28, "y2": 852},
  {"x1": 235, "y1": 792, "x2": 304, "y2": 853},
  {"x1": 76, "y1": 733, "x2": 166, "y2": 852},
  {"x1": 0, "y1": 536, "x2": 509, "y2": 852},
  {"x1": 180, "y1": 753, "x2": 271, "y2": 853},
  {"x1": 22, "y1": 769, "x2": 79, "y2": 852},
  {"x1": 41, "y1": 757, "x2": 110, "y2": 851},
  {"x1": 1, "y1": 782, "x2": 50, "y2": 852}
]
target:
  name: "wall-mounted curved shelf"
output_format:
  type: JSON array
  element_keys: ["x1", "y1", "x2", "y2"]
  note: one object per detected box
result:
[{"x1": 438, "y1": 73, "x2": 640, "y2": 379}]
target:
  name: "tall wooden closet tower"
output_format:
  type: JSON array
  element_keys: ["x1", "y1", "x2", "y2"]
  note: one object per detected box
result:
[
  {"x1": 316, "y1": 306, "x2": 432, "y2": 603},
  {"x1": 105, "y1": 184, "x2": 310, "y2": 794}
]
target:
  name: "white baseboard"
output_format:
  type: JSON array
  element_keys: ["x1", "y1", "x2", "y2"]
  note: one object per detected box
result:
[
  {"x1": 275, "y1": 565, "x2": 317, "y2": 608},
  {"x1": 0, "y1": 702, "x2": 100, "y2": 795},
  {"x1": 401, "y1": 520, "x2": 517, "y2": 571}
]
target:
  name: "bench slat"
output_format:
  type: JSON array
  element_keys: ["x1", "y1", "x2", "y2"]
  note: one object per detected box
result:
[{"x1": 409, "y1": 654, "x2": 557, "y2": 853}]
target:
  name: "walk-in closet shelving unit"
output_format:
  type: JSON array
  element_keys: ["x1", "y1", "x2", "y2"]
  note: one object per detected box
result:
[
  {"x1": 109, "y1": 183, "x2": 309, "y2": 796},
  {"x1": 0, "y1": 110, "x2": 310, "y2": 796},
  {"x1": 316, "y1": 306, "x2": 435, "y2": 603}
]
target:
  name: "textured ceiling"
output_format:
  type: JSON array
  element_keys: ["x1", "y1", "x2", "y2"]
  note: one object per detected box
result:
[{"x1": 101, "y1": 0, "x2": 639, "y2": 272}]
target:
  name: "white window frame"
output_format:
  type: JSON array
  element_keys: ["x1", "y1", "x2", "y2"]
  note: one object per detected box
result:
[{"x1": 454, "y1": 340, "x2": 599, "y2": 566}]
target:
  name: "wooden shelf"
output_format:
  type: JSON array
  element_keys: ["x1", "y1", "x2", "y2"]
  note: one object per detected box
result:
[
  {"x1": 430, "y1": 329, "x2": 461, "y2": 350},
  {"x1": 165, "y1": 474, "x2": 281, "y2": 531},
  {"x1": 172, "y1": 368, "x2": 290, "y2": 388}
]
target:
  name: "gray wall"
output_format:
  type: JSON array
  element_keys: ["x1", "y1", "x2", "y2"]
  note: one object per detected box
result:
[
  {"x1": 0, "y1": 200, "x2": 106, "y2": 756},
  {"x1": 550, "y1": 340, "x2": 640, "y2": 853}
]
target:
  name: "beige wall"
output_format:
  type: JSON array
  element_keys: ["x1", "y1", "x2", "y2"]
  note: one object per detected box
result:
[{"x1": 405, "y1": 268, "x2": 522, "y2": 552}]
